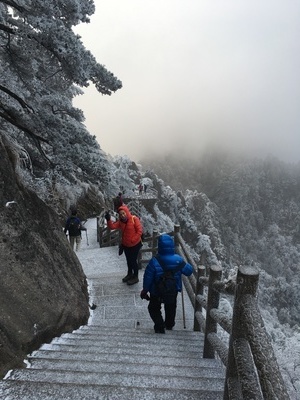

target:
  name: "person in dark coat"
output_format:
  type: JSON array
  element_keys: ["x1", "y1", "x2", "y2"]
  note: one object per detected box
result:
[
  {"x1": 140, "y1": 234, "x2": 193, "y2": 333},
  {"x1": 113, "y1": 192, "x2": 123, "y2": 211},
  {"x1": 64, "y1": 209, "x2": 85, "y2": 252}
]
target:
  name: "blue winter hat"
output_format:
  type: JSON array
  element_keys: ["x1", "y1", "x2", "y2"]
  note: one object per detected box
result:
[{"x1": 158, "y1": 234, "x2": 175, "y2": 255}]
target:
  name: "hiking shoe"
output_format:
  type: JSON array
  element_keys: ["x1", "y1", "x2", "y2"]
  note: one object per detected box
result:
[
  {"x1": 122, "y1": 274, "x2": 132, "y2": 283},
  {"x1": 127, "y1": 276, "x2": 139, "y2": 285},
  {"x1": 165, "y1": 326, "x2": 173, "y2": 330}
]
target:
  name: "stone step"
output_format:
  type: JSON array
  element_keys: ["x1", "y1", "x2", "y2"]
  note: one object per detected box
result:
[
  {"x1": 26, "y1": 357, "x2": 224, "y2": 379},
  {"x1": 0, "y1": 380, "x2": 224, "y2": 400},
  {"x1": 48, "y1": 334, "x2": 204, "y2": 354},
  {"x1": 64, "y1": 324, "x2": 204, "y2": 339},
  {"x1": 73, "y1": 333, "x2": 200, "y2": 345},
  {"x1": 89, "y1": 311, "x2": 191, "y2": 325},
  {"x1": 80, "y1": 323, "x2": 199, "y2": 334},
  {"x1": 82, "y1": 317, "x2": 194, "y2": 329},
  {"x1": 29, "y1": 348, "x2": 222, "y2": 369},
  {"x1": 36, "y1": 325, "x2": 205, "y2": 357},
  {"x1": 34, "y1": 342, "x2": 201, "y2": 360},
  {"x1": 6, "y1": 368, "x2": 224, "y2": 392}
]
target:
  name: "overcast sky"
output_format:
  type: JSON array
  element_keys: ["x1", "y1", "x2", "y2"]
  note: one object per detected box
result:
[{"x1": 74, "y1": 0, "x2": 300, "y2": 163}]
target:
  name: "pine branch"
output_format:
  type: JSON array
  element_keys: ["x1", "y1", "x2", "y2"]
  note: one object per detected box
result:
[
  {"x1": 0, "y1": 0, "x2": 25, "y2": 13},
  {"x1": 0, "y1": 85, "x2": 34, "y2": 113},
  {"x1": 0, "y1": 23, "x2": 14, "y2": 34},
  {"x1": 0, "y1": 110, "x2": 54, "y2": 166}
]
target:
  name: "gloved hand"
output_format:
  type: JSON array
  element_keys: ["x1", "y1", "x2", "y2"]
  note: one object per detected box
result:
[
  {"x1": 140, "y1": 290, "x2": 150, "y2": 301},
  {"x1": 104, "y1": 211, "x2": 110, "y2": 221}
]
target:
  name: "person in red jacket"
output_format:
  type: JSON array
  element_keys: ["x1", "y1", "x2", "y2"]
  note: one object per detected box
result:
[{"x1": 105, "y1": 206, "x2": 143, "y2": 285}]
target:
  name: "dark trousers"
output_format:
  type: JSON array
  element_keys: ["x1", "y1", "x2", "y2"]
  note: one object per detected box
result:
[
  {"x1": 123, "y1": 242, "x2": 142, "y2": 277},
  {"x1": 148, "y1": 294, "x2": 178, "y2": 330}
]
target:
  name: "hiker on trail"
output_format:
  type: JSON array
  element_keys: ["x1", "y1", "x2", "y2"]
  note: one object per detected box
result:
[
  {"x1": 144, "y1": 184, "x2": 147, "y2": 193},
  {"x1": 113, "y1": 192, "x2": 124, "y2": 211},
  {"x1": 140, "y1": 234, "x2": 193, "y2": 334},
  {"x1": 105, "y1": 206, "x2": 143, "y2": 285},
  {"x1": 138, "y1": 183, "x2": 143, "y2": 195},
  {"x1": 64, "y1": 209, "x2": 86, "y2": 252}
]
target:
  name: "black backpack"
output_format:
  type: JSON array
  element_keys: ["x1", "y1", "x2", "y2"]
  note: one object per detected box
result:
[
  {"x1": 155, "y1": 257, "x2": 185, "y2": 304},
  {"x1": 68, "y1": 216, "x2": 81, "y2": 236}
]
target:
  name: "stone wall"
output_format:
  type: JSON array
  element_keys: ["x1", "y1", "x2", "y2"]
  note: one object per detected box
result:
[{"x1": 0, "y1": 136, "x2": 90, "y2": 377}]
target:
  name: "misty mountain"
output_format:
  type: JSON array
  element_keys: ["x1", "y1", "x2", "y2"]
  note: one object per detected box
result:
[{"x1": 142, "y1": 152, "x2": 300, "y2": 322}]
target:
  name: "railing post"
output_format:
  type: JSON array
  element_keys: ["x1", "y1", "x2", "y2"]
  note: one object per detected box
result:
[
  {"x1": 99, "y1": 226, "x2": 104, "y2": 247},
  {"x1": 203, "y1": 265, "x2": 222, "y2": 358},
  {"x1": 98, "y1": 207, "x2": 106, "y2": 247},
  {"x1": 223, "y1": 266, "x2": 260, "y2": 400},
  {"x1": 138, "y1": 245, "x2": 142, "y2": 269},
  {"x1": 108, "y1": 229, "x2": 112, "y2": 246},
  {"x1": 200, "y1": 251, "x2": 208, "y2": 274},
  {"x1": 174, "y1": 225, "x2": 180, "y2": 250},
  {"x1": 151, "y1": 229, "x2": 158, "y2": 257},
  {"x1": 200, "y1": 251, "x2": 206, "y2": 265},
  {"x1": 193, "y1": 265, "x2": 206, "y2": 332},
  {"x1": 96, "y1": 216, "x2": 100, "y2": 243}
]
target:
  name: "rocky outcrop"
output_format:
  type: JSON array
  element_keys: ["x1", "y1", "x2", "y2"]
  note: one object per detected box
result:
[{"x1": 0, "y1": 135, "x2": 90, "y2": 378}]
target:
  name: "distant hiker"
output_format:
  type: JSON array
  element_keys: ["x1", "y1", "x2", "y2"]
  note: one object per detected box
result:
[
  {"x1": 138, "y1": 183, "x2": 143, "y2": 195},
  {"x1": 144, "y1": 184, "x2": 147, "y2": 193},
  {"x1": 105, "y1": 206, "x2": 143, "y2": 285},
  {"x1": 113, "y1": 192, "x2": 124, "y2": 211},
  {"x1": 140, "y1": 234, "x2": 193, "y2": 333},
  {"x1": 64, "y1": 209, "x2": 85, "y2": 252}
]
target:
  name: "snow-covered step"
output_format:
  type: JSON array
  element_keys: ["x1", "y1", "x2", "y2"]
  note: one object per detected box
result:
[
  {"x1": 25, "y1": 357, "x2": 223, "y2": 379},
  {"x1": 0, "y1": 380, "x2": 224, "y2": 400},
  {"x1": 75, "y1": 324, "x2": 201, "y2": 336},
  {"x1": 40, "y1": 337, "x2": 204, "y2": 356},
  {"x1": 28, "y1": 348, "x2": 218, "y2": 369},
  {"x1": 0, "y1": 330, "x2": 225, "y2": 397},
  {"x1": 6, "y1": 367, "x2": 225, "y2": 392},
  {"x1": 51, "y1": 326, "x2": 205, "y2": 340}
]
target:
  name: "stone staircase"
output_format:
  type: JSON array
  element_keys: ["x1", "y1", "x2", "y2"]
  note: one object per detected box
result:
[
  {"x1": 0, "y1": 222, "x2": 225, "y2": 399},
  {"x1": 0, "y1": 325, "x2": 225, "y2": 399}
]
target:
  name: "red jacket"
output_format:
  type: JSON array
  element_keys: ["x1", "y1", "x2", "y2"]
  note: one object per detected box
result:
[{"x1": 107, "y1": 206, "x2": 143, "y2": 247}]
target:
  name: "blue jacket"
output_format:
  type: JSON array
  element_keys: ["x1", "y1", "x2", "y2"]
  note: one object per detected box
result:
[{"x1": 142, "y1": 234, "x2": 193, "y2": 296}]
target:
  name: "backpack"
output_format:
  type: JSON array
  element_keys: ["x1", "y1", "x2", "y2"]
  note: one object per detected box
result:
[
  {"x1": 132, "y1": 215, "x2": 144, "y2": 242},
  {"x1": 155, "y1": 257, "x2": 184, "y2": 304},
  {"x1": 68, "y1": 216, "x2": 81, "y2": 236}
]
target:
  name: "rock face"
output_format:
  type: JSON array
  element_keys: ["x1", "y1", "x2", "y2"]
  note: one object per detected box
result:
[{"x1": 0, "y1": 136, "x2": 90, "y2": 378}]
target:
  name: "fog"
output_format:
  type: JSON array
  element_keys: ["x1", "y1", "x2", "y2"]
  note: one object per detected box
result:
[{"x1": 74, "y1": 0, "x2": 300, "y2": 164}]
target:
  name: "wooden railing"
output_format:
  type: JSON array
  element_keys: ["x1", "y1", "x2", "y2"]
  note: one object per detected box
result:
[
  {"x1": 97, "y1": 218, "x2": 290, "y2": 400},
  {"x1": 96, "y1": 209, "x2": 121, "y2": 247}
]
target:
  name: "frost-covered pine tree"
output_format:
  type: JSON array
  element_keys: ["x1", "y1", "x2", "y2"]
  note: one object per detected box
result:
[{"x1": 0, "y1": 0, "x2": 122, "y2": 193}]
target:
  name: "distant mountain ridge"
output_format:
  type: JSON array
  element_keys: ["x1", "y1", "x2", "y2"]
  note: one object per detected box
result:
[{"x1": 142, "y1": 152, "x2": 300, "y2": 328}]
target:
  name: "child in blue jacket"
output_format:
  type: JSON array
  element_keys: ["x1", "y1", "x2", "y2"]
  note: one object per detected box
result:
[{"x1": 140, "y1": 234, "x2": 193, "y2": 333}]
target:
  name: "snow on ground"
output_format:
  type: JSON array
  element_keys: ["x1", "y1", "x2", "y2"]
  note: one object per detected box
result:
[{"x1": 77, "y1": 218, "x2": 128, "y2": 279}]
